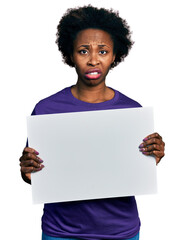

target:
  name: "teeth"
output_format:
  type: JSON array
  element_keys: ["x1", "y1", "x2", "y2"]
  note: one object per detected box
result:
[{"x1": 88, "y1": 72, "x2": 99, "y2": 75}]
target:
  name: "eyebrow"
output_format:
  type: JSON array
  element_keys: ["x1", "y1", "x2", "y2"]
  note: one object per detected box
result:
[{"x1": 77, "y1": 44, "x2": 110, "y2": 49}]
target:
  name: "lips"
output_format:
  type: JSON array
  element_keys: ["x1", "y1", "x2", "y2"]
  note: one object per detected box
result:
[{"x1": 85, "y1": 69, "x2": 102, "y2": 80}]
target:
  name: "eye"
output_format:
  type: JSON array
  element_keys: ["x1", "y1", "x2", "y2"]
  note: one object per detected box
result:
[
  {"x1": 99, "y1": 50, "x2": 107, "y2": 55},
  {"x1": 79, "y1": 50, "x2": 88, "y2": 55}
]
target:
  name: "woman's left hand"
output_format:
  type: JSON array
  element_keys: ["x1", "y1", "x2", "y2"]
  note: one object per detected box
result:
[{"x1": 139, "y1": 132, "x2": 165, "y2": 165}]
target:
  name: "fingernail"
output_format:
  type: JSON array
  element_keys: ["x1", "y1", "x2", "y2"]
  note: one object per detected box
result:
[
  {"x1": 139, "y1": 148, "x2": 145, "y2": 152},
  {"x1": 35, "y1": 151, "x2": 39, "y2": 155},
  {"x1": 36, "y1": 156, "x2": 43, "y2": 163},
  {"x1": 38, "y1": 165, "x2": 45, "y2": 171},
  {"x1": 139, "y1": 143, "x2": 144, "y2": 148},
  {"x1": 143, "y1": 137, "x2": 148, "y2": 142}
]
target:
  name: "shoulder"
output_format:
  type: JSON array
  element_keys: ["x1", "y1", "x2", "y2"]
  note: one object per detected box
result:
[
  {"x1": 38, "y1": 86, "x2": 70, "y2": 104},
  {"x1": 114, "y1": 88, "x2": 142, "y2": 108},
  {"x1": 31, "y1": 86, "x2": 71, "y2": 115}
]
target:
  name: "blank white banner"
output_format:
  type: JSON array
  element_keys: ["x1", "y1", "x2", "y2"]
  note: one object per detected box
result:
[{"x1": 27, "y1": 107, "x2": 156, "y2": 204}]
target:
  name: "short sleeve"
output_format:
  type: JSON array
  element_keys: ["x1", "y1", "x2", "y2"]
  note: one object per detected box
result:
[{"x1": 25, "y1": 105, "x2": 37, "y2": 147}]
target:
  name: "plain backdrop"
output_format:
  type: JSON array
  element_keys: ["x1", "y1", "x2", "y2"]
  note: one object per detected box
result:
[{"x1": 0, "y1": 0, "x2": 183, "y2": 239}]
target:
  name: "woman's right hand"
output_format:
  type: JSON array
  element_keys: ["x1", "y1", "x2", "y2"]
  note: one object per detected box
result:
[{"x1": 19, "y1": 147, "x2": 44, "y2": 183}]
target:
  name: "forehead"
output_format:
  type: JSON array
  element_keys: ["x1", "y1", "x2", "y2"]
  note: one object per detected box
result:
[{"x1": 74, "y1": 28, "x2": 113, "y2": 45}]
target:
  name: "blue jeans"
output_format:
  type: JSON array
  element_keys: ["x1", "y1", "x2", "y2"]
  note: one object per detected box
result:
[{"x1": 42, "y1": 232, "x2": 139, "y2": 240}]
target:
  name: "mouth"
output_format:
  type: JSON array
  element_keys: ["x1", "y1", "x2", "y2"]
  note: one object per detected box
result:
[{"x1": 85, "y1": 69, "x2": 102, "y2": 80}]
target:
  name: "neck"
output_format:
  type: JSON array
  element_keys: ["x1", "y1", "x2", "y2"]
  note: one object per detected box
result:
[{"x1": 71, "y1": 81, "x2": 114, "y2": 103}]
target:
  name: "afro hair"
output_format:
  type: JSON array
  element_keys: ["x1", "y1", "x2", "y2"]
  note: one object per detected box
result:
[{"x1": 56, "y1": 5, "x2": 134, "y2": 68}]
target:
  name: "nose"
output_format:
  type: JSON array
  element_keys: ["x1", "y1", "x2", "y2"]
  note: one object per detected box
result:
[{"x1": 87, "y1": 52, "x2": 100, "y2": 66}]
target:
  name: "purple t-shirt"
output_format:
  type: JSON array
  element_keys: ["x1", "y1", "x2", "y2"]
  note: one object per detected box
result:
[{"x1": 31, "y1": 86, "x2": 141, "y2": 239}]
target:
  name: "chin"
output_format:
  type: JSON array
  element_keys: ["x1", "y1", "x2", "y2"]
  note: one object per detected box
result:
[
  {"x1": 86, "y1": 80, "x2": 104, "y2": 87},
  {"x1": 83, "y1": 77, "x2": 106, "y2": 87}
]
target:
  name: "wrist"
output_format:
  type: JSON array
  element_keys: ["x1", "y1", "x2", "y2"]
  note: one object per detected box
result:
[{"x1": 21, "y1": 171, "x2": 31, "y2": 185}]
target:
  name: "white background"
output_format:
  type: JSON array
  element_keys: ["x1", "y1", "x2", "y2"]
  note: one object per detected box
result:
[{"x1": 0, "y1": 0, "x2": 183, "y2": 239}]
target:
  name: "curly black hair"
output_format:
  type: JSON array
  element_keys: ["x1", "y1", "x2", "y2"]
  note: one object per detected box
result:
[{"x1": 56, "y1": 5, "x2": 134, "y2": 68}]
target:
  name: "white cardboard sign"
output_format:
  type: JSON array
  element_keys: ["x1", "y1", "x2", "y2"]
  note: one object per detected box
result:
[{"x1": 27, "y1": 107, "x2": 157, "y2": 204}]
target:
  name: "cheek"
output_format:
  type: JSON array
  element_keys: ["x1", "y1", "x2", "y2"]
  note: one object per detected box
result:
[
  {"x1": 75, "y1": 63, "x2": 85, "y2": 76},
  {"x1": 73, "y1": 55, "x2": 86, "y2": 68},
  {"x1": 102, "y1": 58, "x2": 114, "y2": 69}
]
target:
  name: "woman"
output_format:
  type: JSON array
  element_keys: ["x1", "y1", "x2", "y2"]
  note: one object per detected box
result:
[{"x1": 19, "y1": 5, "x2": 165, "y2": 240}]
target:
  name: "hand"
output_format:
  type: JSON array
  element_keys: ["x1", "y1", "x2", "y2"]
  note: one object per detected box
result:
[
  {"x1": 19, "y1": 147, "x2": 44, "y2": 183},
  {"x1": 139, "y1": 132, "x2": 165, "y2": 165}
]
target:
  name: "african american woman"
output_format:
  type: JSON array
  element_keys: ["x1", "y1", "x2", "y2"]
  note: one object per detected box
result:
[{"x1": 19, "y1": 5, "x2": 165, "y2": 240}]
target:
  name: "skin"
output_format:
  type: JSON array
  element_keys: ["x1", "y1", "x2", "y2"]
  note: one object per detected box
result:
[
  {"x1": 20, "y1": 28, "x2": 165, "y2": 184},
  {"x1": 70, "y1": 28, "x2": 116, "y2": 103},
  {"x1": 139, "y1": 133, "x2": 165, "y2": 165}
]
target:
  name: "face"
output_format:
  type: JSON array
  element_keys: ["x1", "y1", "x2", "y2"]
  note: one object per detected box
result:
[{"x1": 71, "y1": 28, "x2": 116, "y2": 87}]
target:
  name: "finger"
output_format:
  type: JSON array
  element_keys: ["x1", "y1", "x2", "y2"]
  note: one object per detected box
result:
[
  {"x1": 141, "y1": 149, "x2": 164, "y2": 157},
  {"x1": 20, "y1": 159, "x2": 42, "y2": 168},
  {"x1": 22, "y1": 147, "x2": 39, "y2": 155},
  {"x1": 139, "y1": 141, "x2": 165, "y2": 153},
  {"x1": 20, "y1": 152, "x2": 43, "y2": 164},
  {"x1": 140, "y1": 151, "x2": 153, "y2": 156},
  {"x1": 139, "y1": 144, "x2": 161, "y2": 153},
  {"x1": 140, "y1": 138, "x2": 161, "y2": 148},
  {"x1": 21, "y1": 165, "x2": 44, "y2": 174},
  {"x1": 143, "y1": 132, "x2": 162, "y2": 142}
]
